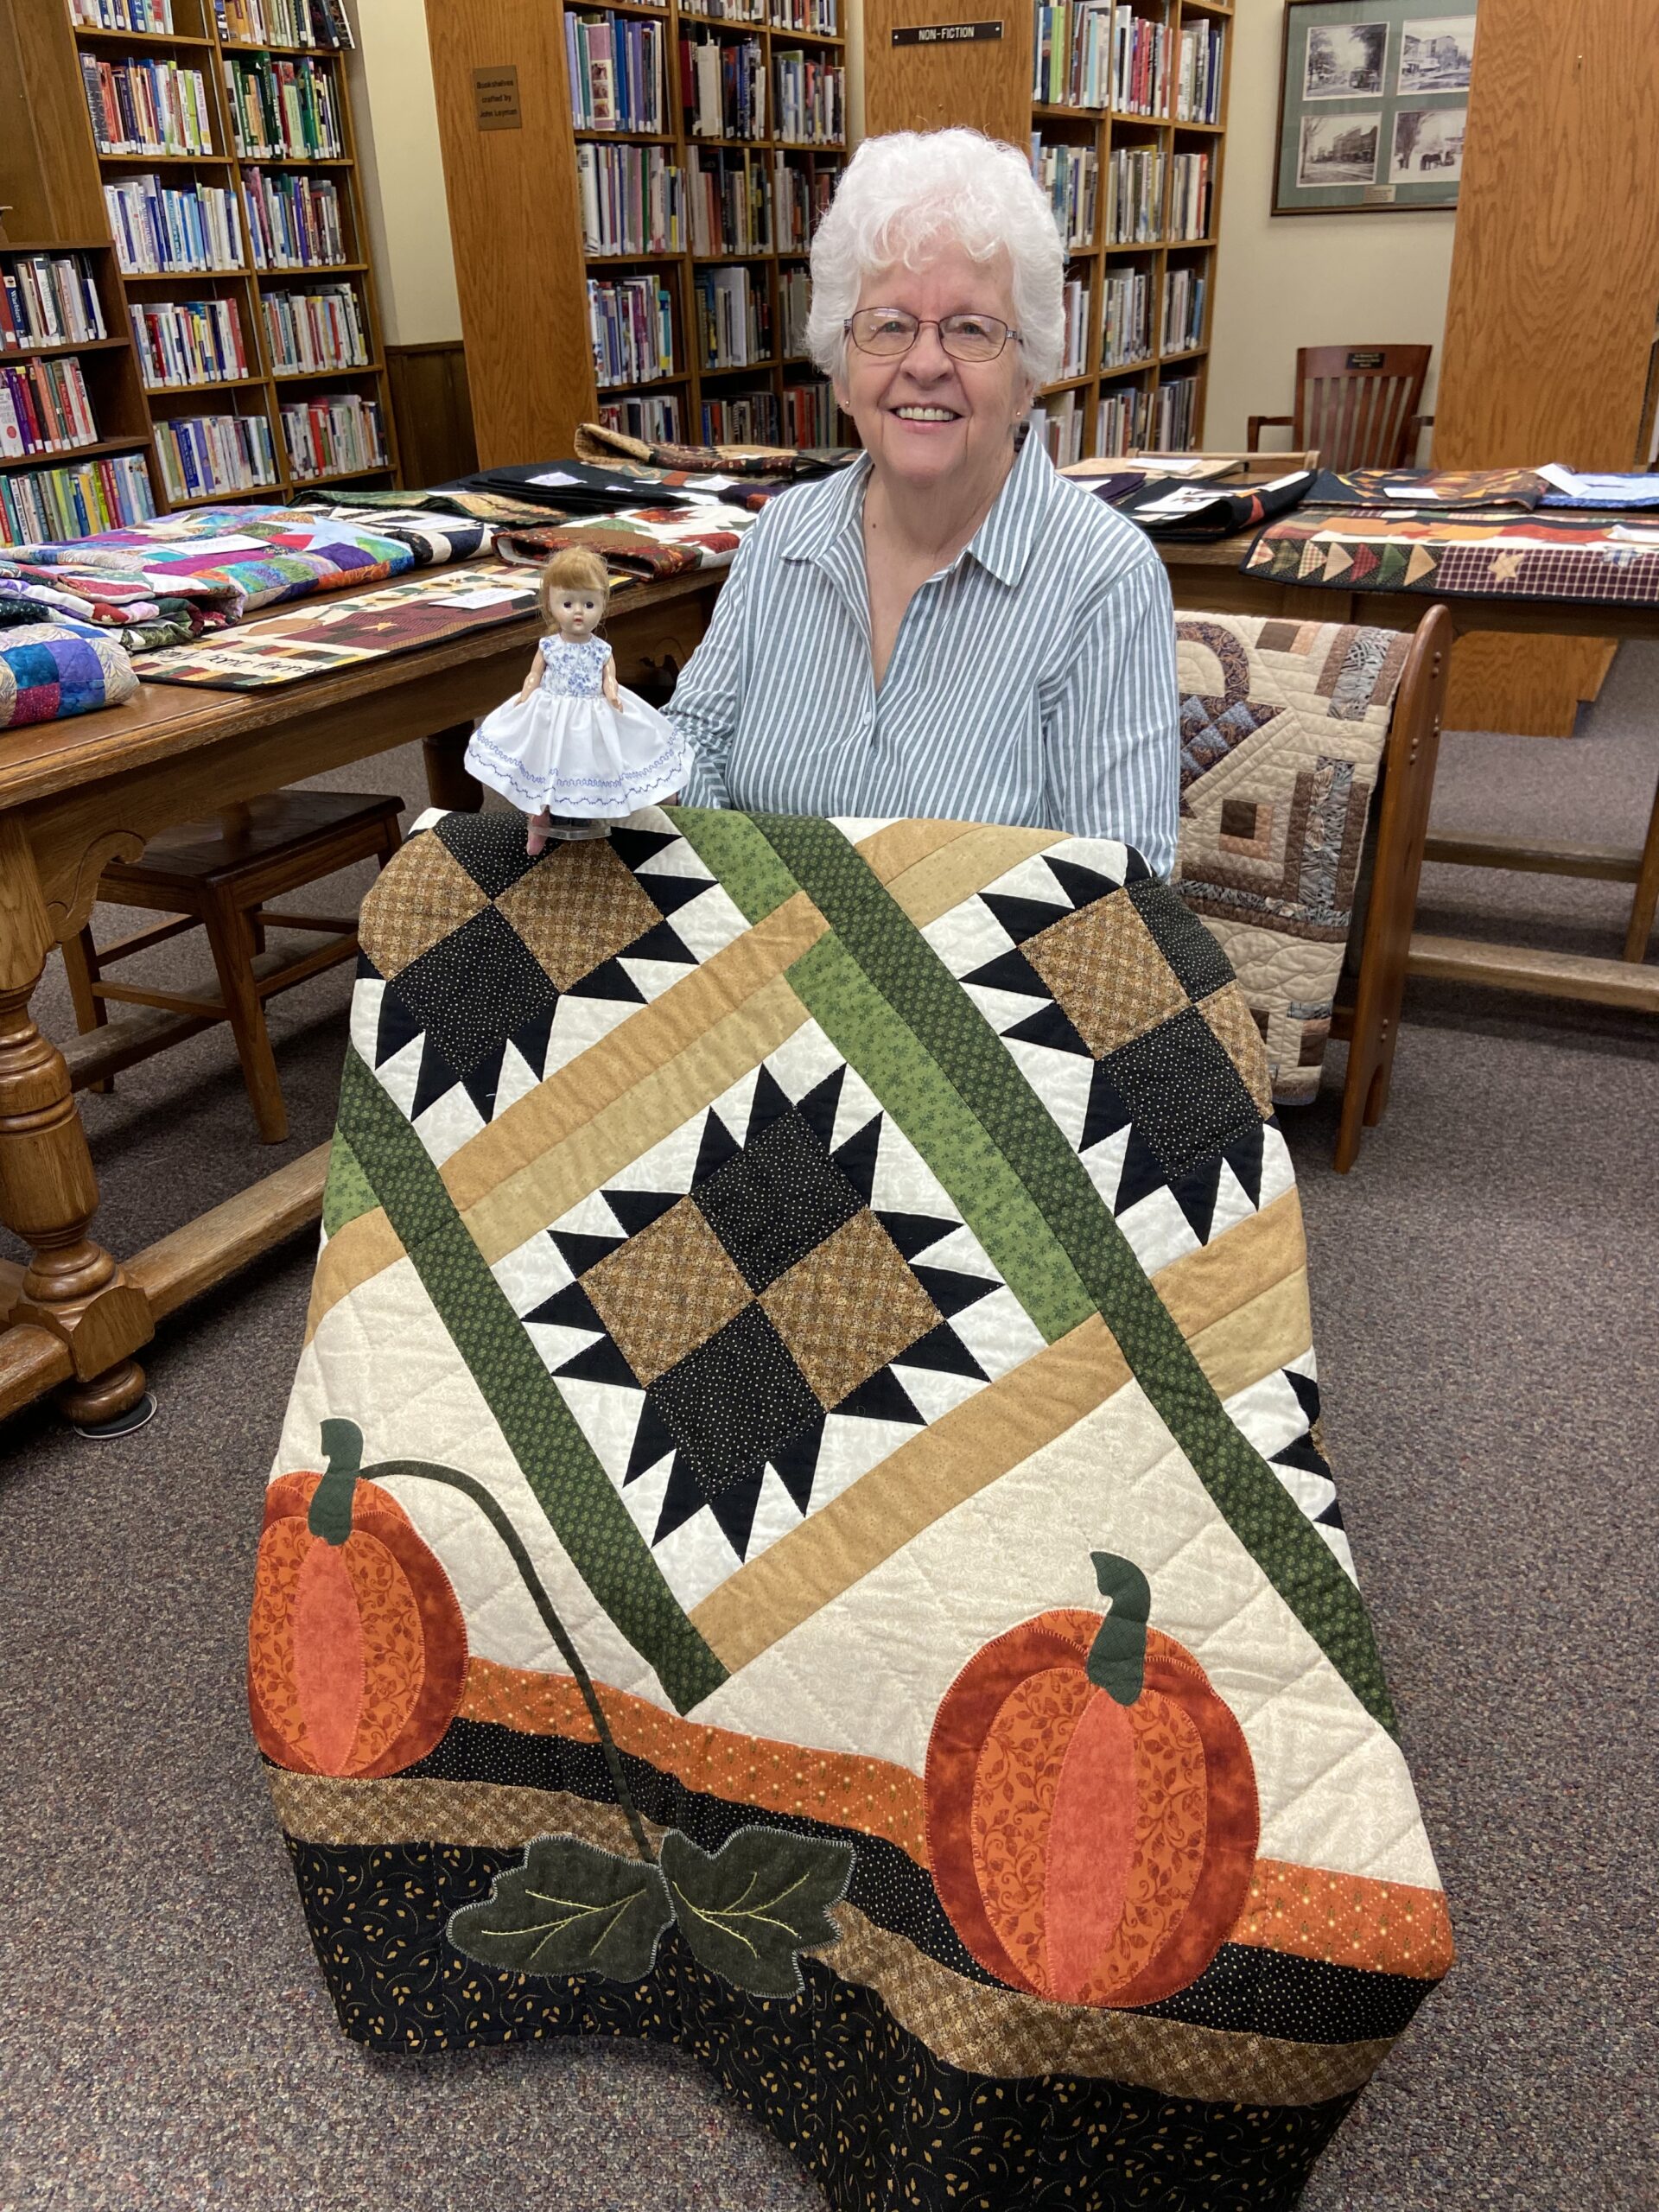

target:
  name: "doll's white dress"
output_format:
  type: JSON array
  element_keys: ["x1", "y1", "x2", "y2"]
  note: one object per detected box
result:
[{"x1": 464, "y1": 634, "x2": 689, "y2": 819}]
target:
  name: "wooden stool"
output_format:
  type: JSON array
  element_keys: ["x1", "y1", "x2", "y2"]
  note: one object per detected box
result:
[{"x1": 60, "y1": 790, "x2": 404, "y2": 1145}]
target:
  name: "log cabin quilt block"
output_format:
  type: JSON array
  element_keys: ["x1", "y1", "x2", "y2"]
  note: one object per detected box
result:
[
  {"x1": 1173, "y1": 615, "x2": 1410, "y2": 1106},
  {"x1": 257, "y1": 807, "x2": 1450, "y2": 2212}
]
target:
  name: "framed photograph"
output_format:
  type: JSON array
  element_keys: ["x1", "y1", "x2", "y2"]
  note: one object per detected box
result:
[
  {"x1": 1391, "y1": 105, "x2": 1466, "y2": 181},
  {"x1": 1304, "y1": 23, "x2": 1388, "y2": 98},
  {"x1": 1274, "y1": 0, "x2": 1478, "y2": 214},
  {"x1": 1299, "y1": 113, "x2": 1382, "y2": 187},
  {"x1": 1398, "y1": 16, "x2": 1476, "y2": 92}
]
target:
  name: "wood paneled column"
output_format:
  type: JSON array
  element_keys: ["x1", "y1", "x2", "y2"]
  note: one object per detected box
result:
[
  {"x1": 423, "y1": 0, "x2": 598, "y2": 467},
  {"x1": 1433, "y1": 0, "x2": 1659, "y2": 734}
]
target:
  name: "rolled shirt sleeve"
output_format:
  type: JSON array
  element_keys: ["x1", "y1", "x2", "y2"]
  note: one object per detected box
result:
[{"x1": 1040, "y1": 545, "x2": 1180, "y2": 878}]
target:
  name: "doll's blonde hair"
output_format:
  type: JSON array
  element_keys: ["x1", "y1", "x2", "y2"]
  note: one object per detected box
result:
[{"x1": 538, "y1": 547, "x2": 612, "y2": 630}]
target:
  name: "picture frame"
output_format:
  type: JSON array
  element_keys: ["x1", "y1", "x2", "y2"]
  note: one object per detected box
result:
[{"x1": 1274, "y1": 0, "x2": 1476, "y2": 215}]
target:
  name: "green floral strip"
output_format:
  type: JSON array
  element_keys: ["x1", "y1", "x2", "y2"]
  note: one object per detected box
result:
[
  {"x1": 667, "y1": 805, "x2": 798, "y2": 925},
  {"x1": 753, "y1": 815, "x2": 1396, "y2": 1736},
  {"x1": 335, "y1": 1047, "x2": 728, "y2": 1715},
  {"x1": 788, "y1": 934, "x2": 1094, "y2": 1344},
  {"x1": 321, "y1": 1130, "x2": 378, "y2": 1238}
]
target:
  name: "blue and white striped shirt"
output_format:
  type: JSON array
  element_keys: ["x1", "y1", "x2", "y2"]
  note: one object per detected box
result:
[{"x1": 671, "y1": 428, "x2": 1179, "y2": 874}]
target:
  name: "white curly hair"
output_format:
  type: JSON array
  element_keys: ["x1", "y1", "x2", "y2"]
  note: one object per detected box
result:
[{"x1": 805, "y1": 129, "x2": 1065, "y2": 389}]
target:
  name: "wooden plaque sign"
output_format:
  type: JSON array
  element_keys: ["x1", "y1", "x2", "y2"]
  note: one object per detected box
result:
[
  {"x1": 891, "y1": 20, "x2": 1003, "y2": 44},
  {"x1": 473, "y1": 66, "x2": 522, "y2": 130}
]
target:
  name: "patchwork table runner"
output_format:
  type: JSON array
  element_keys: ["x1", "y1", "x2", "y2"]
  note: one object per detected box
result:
[
  {"x1": 258, "y1": 808, "x2": 1450, "y2": 2211},
  {"x1": 137, "y1": 567, "x2": 539, "y2": 689},
  {"x1": 1173, "y1": 615, "x2": 1409, "y2": 1104},
  {"x1": 1243, "y1": 508, "x2": 1659, "y2": 605}
]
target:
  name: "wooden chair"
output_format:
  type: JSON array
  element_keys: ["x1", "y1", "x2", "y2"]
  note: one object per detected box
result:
[
  {"x1": 60, "y1": 790, "x2": 404, "y2": 1145},
  {"x1": 1248, "y1": 345, "x2": 1433, "y2": 473}
]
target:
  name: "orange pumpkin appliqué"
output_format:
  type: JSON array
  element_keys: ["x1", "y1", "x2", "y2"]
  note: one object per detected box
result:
[
  {"x1": 925, "y1": 1562, "x2": 1259, "y2": 2009},
  {"x1": 248, "y1": 1459, "x2": 468, "y2": 1778}
]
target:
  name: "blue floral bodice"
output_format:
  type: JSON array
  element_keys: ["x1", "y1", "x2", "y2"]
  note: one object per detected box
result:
[{"x1": 539, "y1": 633, "x2": 609, "y2": 697}]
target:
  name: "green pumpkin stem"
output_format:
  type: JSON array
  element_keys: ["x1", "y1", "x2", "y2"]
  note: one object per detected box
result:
[
  {"x1": 344, "y1": 1440, "x2": 655, "y2": 1868},
  {"x1": 1087, "y1": 1552, "x2": 1151, "y2": 1706},
  {"x1": 308, "y1": 1418, "x2": 364, "y2": 1546}
]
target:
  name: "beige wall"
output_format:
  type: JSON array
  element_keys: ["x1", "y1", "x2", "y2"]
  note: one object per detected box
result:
[
  {"x1": 1204, "y1": 0, "x2": 1456, "y2": 451},
  {"x1": 345, "y1": 0, "x2": 461, "y2": 346}
]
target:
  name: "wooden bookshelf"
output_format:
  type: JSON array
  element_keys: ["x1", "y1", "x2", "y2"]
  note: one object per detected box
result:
[
  {"x1": 864, "y1": 0, "x2": 1233, "y2": 461},
  {"x1": 427, "y1": 0, "x2": 846, "y2": 462},
  {"x1": 0, "y1": 0, "x2": 397, "y2": 531}
]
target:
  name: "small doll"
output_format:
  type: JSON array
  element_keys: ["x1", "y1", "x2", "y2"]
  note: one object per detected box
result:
[{"x1": 465, "y1": 546, "x2": 689, "y2": 855}]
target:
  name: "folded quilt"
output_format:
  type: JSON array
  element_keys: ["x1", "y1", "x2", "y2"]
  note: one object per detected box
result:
[
  {"x1": 575, "y1": 420, "x2": 857, "y2": 478},
  {"x1": 257, "y1": 806, "x2": 1449, "y2": 2211},
  {"x1": 493, "y1": 499, "x2": 754, "y2": 577},
  {"x1": 1302, "y1": 467, "x2": 1547, "y2": 510},
  {"x1": 0, "y1": 620, "x2": 137, "y2": 727},
  {"x1": 1173, "y1": 614, "x2": 1409, "y2": 1103},
  {"x1": 1243, "y1": 508, "x2": 1659, "y2": 604},
  {"x1": 7, "y1": 504, "x2": 489, "y2": 634}
]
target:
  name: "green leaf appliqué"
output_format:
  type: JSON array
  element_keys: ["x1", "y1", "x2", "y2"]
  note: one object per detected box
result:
[
  {"x1": 659, "y1": 1827, "x2": 854, "y2": 1999},
  {"x1": 447, "y1": 1834, "x2": 671, "y2": 1982}
]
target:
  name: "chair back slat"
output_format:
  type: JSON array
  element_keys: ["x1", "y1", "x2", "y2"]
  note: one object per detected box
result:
[{"x1": 1293, "y1": 345, "x2": 1432, "y2": 471}]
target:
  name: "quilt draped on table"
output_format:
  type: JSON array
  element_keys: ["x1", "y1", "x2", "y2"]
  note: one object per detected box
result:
[
  {"x1": 1243, "y1": 507, "x2": 1659, "y2": 606},
  {"x1": 257, "y1": 807, "x2": 1450, "y2": 2212},
  {"x1": 1173, "y1": 613, "x2": 1409, "y2": 1104}
]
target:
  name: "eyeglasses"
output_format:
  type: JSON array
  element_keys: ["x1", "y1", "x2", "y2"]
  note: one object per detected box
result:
[{"x1": 844, "y1": 308, "x2": 1021, "y2": 364}]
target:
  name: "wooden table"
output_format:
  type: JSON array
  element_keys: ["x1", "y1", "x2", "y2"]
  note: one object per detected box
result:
[
  {"x1": 1154, "y1": 526, "x2": 1659, "y2": 1018},
  {"x1": 0, "y1": 566, "x2": 719, "y2": 1429}
]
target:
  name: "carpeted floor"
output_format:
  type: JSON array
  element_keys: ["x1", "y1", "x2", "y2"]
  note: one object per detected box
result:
[{"x1": 3, "y1": 646, "x2": 1656, "y2": 2212}]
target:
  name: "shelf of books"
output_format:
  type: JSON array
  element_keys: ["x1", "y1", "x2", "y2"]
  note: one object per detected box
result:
[
  {"x1": 563, "y1": 0, "x2": 848, "y2": 448},
  {"x1": 7, "y1": 0, "x2": 397, "y2": 533},
  {"x1": 1027, "y1": 0, "x2": 1230, "y2": 461}
]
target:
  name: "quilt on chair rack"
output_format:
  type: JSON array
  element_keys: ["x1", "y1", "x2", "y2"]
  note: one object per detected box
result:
[
  {"x1": 257, "y1": 805, "x2": 1450, "y2": 2212},
  {"x1": 1173, "y1": 614, "x2": 1409, "y2": 1105}
]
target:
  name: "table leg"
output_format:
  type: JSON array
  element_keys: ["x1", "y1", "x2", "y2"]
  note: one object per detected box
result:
[
  {"x1": 1623, "y1": 771, "x2": 1659, "y2": 963},
  {"x1": 422, "y1": 721, "x2": 483, "y2": 812},
  {"x1": 0, "y1": 820, "x2": 152, "y2": 1425}
]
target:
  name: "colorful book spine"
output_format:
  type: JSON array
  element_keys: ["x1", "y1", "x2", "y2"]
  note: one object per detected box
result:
[
  {"x1": 690, "y1": 149, "x2": 772, "y2": 256},
  {"x1": 70, "y1": 0, "x2": 176, "y2": 30},
  {"x1": 152, "y1": 410, "x2": 278, "y2": 499},
  {"x1": 779, "y1": 265, "x2": 810, "y2": 358},
  {"x1": 279, "y1": 391, "x2": 385, "y2": 480},
  {"x1": 1031, "y1": 138, "x2": 1098, "y2": 248},
  {"x1": 241, "y1": 167, "x2": 346, "y2": 267},
  {"x1": 699, "y1": 388, "x2": 779, "y2": 442},
  {"x1": 0, "y1": 453, "x2": 155, "y2": 547},
  {"x1": 1176, "y1": 20, "x2": 1224, "y2": 124},
  {"x1": 679, "y1": 0, "x2": 760, "y2": 21},
  {"x1": 0, "y1": 357, "x2": 100, "y2": 456},
  {"x1": 1106, "y1": 145, "x2": 1165, "y2": 244},
  {"x1": 598, "y1": 393, "x2": 684, "y2": 443},
  {"x1": 680, "y1": 32, "x2": 765, "y2": 139},
  {"x1": 1101, "y1": 265, "x2": 1151, "y2": 367},
  {"x1": 578, "y1": 146, "x2": 684, "y2": 256},
  {"x1": 131, "y1": 296, "x2": 251, "y2": 387},
  {"x1": 213, "y1": 0, "x2": 353, "y2": 49},
  {"x1": 694, "y1": 263, "x2": 770, "y2": 370},
  {"x1": 1096, "y1": 380, "x2": 1150, "y2": 457},
  {"x1": 566, "y1": 12, "x2": 667, "y2": 133},
  {"x1": 221, "y1": 53, "x2": 343, "y2": 157},
  {"x1": 1168, "y1": 151, "x2": 1211, "y2": 241},
  {"x1": 781, "y1": 377, "x2": 834, "y2": 445},
  {"x1": 1152, "y1": 372, "x2": 1198, "y2": 451},
  {"x1": 769, "y1": 0, "x2": 836, "y2": 30},
  {"x1": 587, "y1": 275, "x2": 677, "y2": 386},
  {"x1": 79, "y1": 54, "x2": 214, "y2": 155},
  {"x1": 104, "y1": 177, "x2": 244, "y2": 273},
  {"x1": 262, "y1": 283, "x2": 369, "y2": 372},
  {"x1": 772, "y1": 51, "x2": 842, "y2": 144},
  {"x1": 1, "y1": 254, "x2": 108, "y2": 350},
  {"x1": 1161, "y1": 267, "x2": 1206, "y2": 355}
]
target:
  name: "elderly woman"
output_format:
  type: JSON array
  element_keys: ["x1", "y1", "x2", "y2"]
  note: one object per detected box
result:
[{"x1": 669, "y1": 127, "x2": 1179, "y2": 874}]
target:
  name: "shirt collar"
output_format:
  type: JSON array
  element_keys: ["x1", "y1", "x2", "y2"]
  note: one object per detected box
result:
[{"x1": 779, "y1": 424, "x2": 1056, "y2": 589}]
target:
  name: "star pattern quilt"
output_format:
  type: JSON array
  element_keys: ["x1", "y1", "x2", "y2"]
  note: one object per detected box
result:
[
  {"x1": 257, "y1": 808, "x2": 1451, "y2": 2212},
  {"x1": 1243, "y1": 508, "x2": 1659, "y2": 606},
  {"x1": 1173, "y1": 615, "x2": 1410, "y2": 1104}
]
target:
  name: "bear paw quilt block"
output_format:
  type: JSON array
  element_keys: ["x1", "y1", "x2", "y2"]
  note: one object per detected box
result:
[{"x1": 257, "y1": 807, "x2": 1450, "y2": 2211}]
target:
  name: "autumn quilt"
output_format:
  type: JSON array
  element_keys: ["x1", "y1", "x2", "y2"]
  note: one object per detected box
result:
[{"x1": 257, "y1": 807, "x2": 1451, "y2": 2211}]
